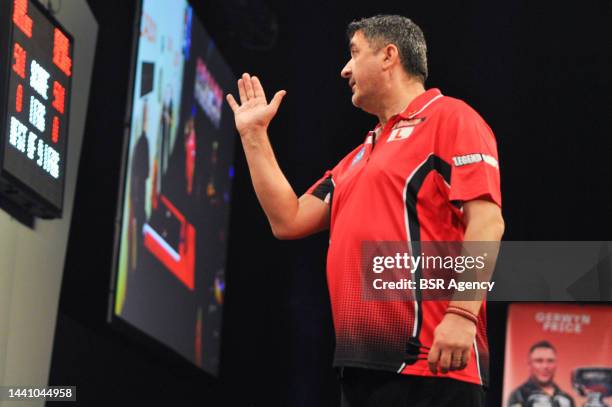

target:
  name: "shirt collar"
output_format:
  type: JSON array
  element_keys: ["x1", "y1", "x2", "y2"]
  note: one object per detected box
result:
[
  {"x1": 398, "y1": 88, "x2": 443, "y2": 119},
  {"x1": 365, "y1": 88, "x2": 443, "y2": 144},
  {"x1": 525, "y1": 378, "x2": 562, "y2": 396}
]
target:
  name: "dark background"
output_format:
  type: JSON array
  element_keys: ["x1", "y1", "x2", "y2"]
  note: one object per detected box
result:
[{"x1": 49, "y1": 0, "x2": 612, "y2": 406}]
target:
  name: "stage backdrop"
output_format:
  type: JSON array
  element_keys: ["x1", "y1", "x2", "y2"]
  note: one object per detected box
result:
[{"x1": 503, "y1": 303, "x2": 612, "y2": 407}]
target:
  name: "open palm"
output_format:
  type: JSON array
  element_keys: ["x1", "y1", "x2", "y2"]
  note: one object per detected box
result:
[{"x1": 226, "y1": 73, "x2": 286, "y2": 137}]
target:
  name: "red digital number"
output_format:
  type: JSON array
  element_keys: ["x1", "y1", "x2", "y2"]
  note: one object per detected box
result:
[
  {"x1": 52, "y1": 116, "x2": 60, "y2": 143},
  {"x1": 16, "y1": 84, "x2": 23, "y2": 112},
  {"x1": 53, "y1": 28, "x2": 72, "y2": 77},
  {"x1": 52, "y1": 81, "x2": 65, "y2": 114},
  {"x1": 13, "y1": 0, "x2": 33, "y2": 38},
  {"x1": 12, "y1": 42, "x2": 26, "y2": 79}
]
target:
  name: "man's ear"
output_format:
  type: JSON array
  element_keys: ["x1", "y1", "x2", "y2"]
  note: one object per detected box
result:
[{"x1": 382, "y1": 43, "x2": 400, "y2": 69}]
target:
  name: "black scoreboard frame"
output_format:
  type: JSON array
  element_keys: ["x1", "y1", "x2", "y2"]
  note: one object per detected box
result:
[{"x1": 0, "y1": 0, "x2": 74, "y2": 221}]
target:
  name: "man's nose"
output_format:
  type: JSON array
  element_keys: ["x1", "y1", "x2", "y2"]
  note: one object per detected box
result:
[{"x1": 341, "y1": 61, "x2": 351, "y2": 78}]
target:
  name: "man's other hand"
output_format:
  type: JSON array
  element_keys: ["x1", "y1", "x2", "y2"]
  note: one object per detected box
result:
[{"x1": 427, "y1": 313, "x2": 476, "y2": 374}]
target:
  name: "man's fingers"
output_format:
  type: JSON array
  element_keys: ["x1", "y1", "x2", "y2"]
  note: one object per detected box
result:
[
  {"x1": 439, "y1": 349, "x2": 452, "y2": 374},
  {"x1": 236, "y1": 73, "x2": 285, "y2": 113},
  {"x1": 270, "y1": 90, "x2": 286, "y2": 111},
  {"x1": 459, "y1": 349, "x2": 471, "y2": 370},
  {"x1": 251, "y1": 76, "x2": 266, "y2": 100},
  {"x1": 243, "y1": 73, "x2": 255, "y2": 99},
  {"x1": 238, "y1": 78, "x2": 247, "y2": 104},
  {"x1": 226, "y1": 94, "x2": 239, "y2": 112},
  {"x1": 427, "y1": 344, "x2": 440, "y2": 374},
  {"x1": 450, "y1": 351, "x2": 463, "y2": 371}
]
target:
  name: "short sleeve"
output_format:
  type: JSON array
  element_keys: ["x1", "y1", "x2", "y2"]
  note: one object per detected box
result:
[
  {"x1": 446, "y1": 105, "x2": 502, "y2": 207},
  {"x1": 306, "y1": 170, "x2": 334, "y2": 204},
  {"x1": 305, "y1": 141, "x2": 368, "y2": 205}
]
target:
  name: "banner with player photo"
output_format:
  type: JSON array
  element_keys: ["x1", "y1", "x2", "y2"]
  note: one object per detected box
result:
[{"x1": 503, "y1": 303, "x2": 612, "y2": 407}]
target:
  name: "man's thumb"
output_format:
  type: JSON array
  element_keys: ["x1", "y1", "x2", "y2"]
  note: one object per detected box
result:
[{"x1": 270, "y1": 90, "x2": 287, "y2": 110}]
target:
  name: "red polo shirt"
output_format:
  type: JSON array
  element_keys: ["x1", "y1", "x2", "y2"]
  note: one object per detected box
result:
[{"x1": 307, "y1": 88, "x2": 501, "y2": 386}]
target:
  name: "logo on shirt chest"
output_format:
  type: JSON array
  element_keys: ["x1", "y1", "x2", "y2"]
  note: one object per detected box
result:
[
  {"x1": 387, "y1": 117, "x2": 425, "y2": 143},
  {"x1": 350, "y1": 146, "x2": 366, "y2": 167}
]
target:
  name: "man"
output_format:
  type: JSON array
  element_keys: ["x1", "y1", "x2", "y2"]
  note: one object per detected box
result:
[
  {"x1": 507, "y1": 341, "x2": 575, "y2": 407},
  {"x1": 130, "y1": 100, "x2": 150, "y2": 271},
  {"x1": 227, "y1": 15, "x2": 504, "y2": 407}
]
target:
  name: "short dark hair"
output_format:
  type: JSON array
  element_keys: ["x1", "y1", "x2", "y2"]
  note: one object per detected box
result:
[
  {"x1": 347, "y1": 15, "x2": 428, "y2": 83},
  {"x1": 529, "y1": 340, "x2": 556, "y2": 354}
]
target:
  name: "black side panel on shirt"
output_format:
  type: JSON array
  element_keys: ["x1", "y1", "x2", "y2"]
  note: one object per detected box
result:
[
  {"x1": 403, "y1": 155, "x2": 451, "y2": 364},
  {"x1": 312, "y1": 175, "x2": 334, "y2": 203}
]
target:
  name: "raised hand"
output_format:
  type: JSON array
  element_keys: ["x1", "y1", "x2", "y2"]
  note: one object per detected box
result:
[{"x1": 226, "y1": 73, "x2": 286, "y2": 138}]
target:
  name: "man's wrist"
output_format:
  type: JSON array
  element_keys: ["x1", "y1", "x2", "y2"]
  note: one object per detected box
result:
[
  {"x1": 239, "y1": 129, "x2": 268, "y2": 150},
  {"x1": 241, "y1": 127, "x2": 268, "y2": 140},
  {"x1": 448, "y1": 300, "x2": 482, "y2": 316},
  {"x1": 445, "y1": 306, "x2": 478, "y2": 326}
]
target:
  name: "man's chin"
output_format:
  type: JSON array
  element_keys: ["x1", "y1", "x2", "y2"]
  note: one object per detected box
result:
[
  {"x1": 352, "y1": 95, "x2": 371, "y2": 112},
  {"x1": 534, "y1": 377, "x2": 554, "y2": 387}
]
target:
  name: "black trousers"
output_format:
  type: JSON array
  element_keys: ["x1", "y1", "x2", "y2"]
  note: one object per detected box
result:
[{"x1": 339, "y1": 367, "x2": 486, "y2": 407}]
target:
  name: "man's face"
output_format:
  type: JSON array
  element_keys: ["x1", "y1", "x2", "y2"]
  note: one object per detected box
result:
[
  {"x1": 528, "y1": 347, "x2": 557, "y2": 386},
  {"x1": 341, "y1": 31, "x2": 385, "y2": 110}
]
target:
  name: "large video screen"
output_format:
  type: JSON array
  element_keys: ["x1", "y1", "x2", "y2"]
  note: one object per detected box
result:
[{"x1": 110, "y1": 0, "x2": 235, "y2": 375}]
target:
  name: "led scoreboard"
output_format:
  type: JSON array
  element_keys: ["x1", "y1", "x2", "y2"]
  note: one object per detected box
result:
[{"x1": 0, "y1": 0, "x2": 73, "y2": 218}]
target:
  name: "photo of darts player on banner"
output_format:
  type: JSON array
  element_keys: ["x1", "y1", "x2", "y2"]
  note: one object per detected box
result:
[
  {"x1": 507, "y1": 341, "x2": 576, "y2": 407},
  {"x1": 504, "y1": 304, "x2": 612, "y2": 407}
]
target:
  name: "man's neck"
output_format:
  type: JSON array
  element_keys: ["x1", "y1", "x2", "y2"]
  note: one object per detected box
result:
[
  {"x1": 540, "y1": 383, "x2": 556, "y2": 396},
  {"x1": 376, "y1": 80, "x2": 426, "y2": 126},
  {"x1": 531, "y1": 378, "x2": 556, "y2": 396}
]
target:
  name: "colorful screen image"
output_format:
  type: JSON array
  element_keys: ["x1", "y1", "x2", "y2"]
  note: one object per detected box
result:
[
  {"x1": 111, "y1": 0, "x2": 235, "y2": 375},
  {"x1": 1, "y1": 0, "x2": 73, "y2": 218},
  {"x1": 503, "y1": 304, "x2": 612, "y2": 407}
]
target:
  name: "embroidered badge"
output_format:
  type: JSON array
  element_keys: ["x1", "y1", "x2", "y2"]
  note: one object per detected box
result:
[
  {"x1": 387, "y1": 117, "x2": 425, "y2": 143},
  {"x1": 351, "y1": 146, "x2": 366, "y2": 167}
]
